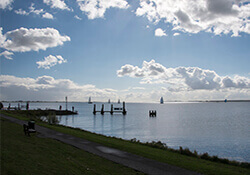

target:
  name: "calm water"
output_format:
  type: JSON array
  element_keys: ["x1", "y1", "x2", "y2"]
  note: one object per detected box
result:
[{"x1": 4, "y1": 102, "x2": 250, "y2": 162}]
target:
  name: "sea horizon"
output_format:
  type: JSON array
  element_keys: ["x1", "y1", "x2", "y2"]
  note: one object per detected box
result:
[{"x1": 2, "y1": 99, "x2": 250, "y2": 104}]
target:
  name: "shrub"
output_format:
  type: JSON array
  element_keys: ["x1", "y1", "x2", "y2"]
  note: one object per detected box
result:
[
  {"x1": 200, "y1": 152, "x2": 210, "y2": 160},
  {"x1": 179, "y1": 147, "x2": 197, "y2": 157},
  {"x1": 46, "y1": 112, "x2": 58, "y2": 124},
  {"x1": 212, "y1": 155, "x2": 219, "y2": 162},
  {"x1": 145, "y1": 141, "x2": 167, "y2": 149}
]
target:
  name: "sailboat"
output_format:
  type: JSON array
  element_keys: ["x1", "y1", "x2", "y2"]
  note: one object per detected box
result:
[
  {"x1": 88, "y1": 97, "x2": 93, "y2": 104},
  {"x1": 108, "y1": 99, "x2": 111, "y2": 103},
  {"x1": 160, "y1": 97, "x2": 164, "y2": 104},
  {"x1": 118, "y1": 99, "x2": 120, "y2": 104}
]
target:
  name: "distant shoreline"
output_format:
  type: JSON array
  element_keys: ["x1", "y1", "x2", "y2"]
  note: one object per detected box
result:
[
  {"x1": 195, "y1": 100, "x2": 250, "y2": 103},
  {"x1": 1, "y1": 100, "x2": 250, "y2": 103}
]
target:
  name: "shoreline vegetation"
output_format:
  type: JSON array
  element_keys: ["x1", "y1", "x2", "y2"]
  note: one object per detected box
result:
[{"x1": 1, "y1": 110, "x2": 250, "y2": 175}]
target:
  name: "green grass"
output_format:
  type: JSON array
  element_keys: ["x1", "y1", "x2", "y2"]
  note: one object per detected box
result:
[
  {"x1": 38, "y1": 124, "x2": 250, "y2": 175},
  {"x1": 0, "y1": 117, "x2": 144, "y2": 175},
  {"x1": 1, "y1": 110, "x2": 250, "y2": 175}
]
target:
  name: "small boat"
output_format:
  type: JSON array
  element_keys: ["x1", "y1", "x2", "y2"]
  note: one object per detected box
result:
[
  {"x1": 88, "y1": 97, "x2": 93, "y2": 104},
  {"x1": 108, "y1": 99, "x2": 111, "y2": 103},
  {"x1": 160, "y1": 97, "x2": 164, "y2": 104},
  {"x1": 118, "y1": 99, "x2": 120, "y2": 104}
]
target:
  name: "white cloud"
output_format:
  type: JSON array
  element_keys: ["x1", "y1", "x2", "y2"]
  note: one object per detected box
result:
[
  {"x1": 175, "y1": 67, "x2": 222, "y2": 90},
  {"x1": 0, "y1": 0, "x2": 13, "y2": 10},
  {"x1": 117, "y1": 59, "x2": 250, "y2": 91},
  {"x1": 77, "y1": 0, "x2": 129, "y2": 19},
  {"x1": 15, "y1": 3, "x2": 54, "y2": 20},
  {"x1": 42, "y1": 12, "x2": 54, "y2": 19},
  {"x1": 0, "y1": 74, "x2": 249, "y2": 102},
  {"x1": 131, "y1": 87, "x2": 145, "y2": 90},
  {"x1": 136, "y1": 0, "x2": 250, "y2": 36},
  {"x1": 0, "y1": 75, "x2": 118, "y2": 101},
  {"x1": 14, "y1": 9, "x2": 29, "y2": 15},
  {"x1": 155, "y1": 28, "x2": 167, "y2": 37},
  {"x1": 0, "y1": 27, "x2": 6, "y2": 45},
  {"x1": 37, "y1": 55, "x2": 67, "y2": 69},
  {"x1": 74, "y1": 15, "x2": 82, "y2": 20},
  {"x1": 222, "y1": 75, "x2": 250, "y2": 88},
  {"x1": 118, "y1": 60, "x2": 170, "y2": 79},
  {"x1": 0, "y1": 50, "x2": 14, "y2": 60},
  {"x1": 0, "y1": 27, "x2": 70, "y2": 52},
  {"x1": 150, "y1": 88, "x2": 250, "y2": 102},
  {"x1": 43, "y1": 0, "x2": 70, "y2": 11},
  {"x1": 29, "y1": 3, "x2": 44, "y2": 15},
  {"x1": 136, "y1": 0, "x2": 160, "y2": 23},
  {"x1": 173, "y1": 33, "x2": 180, "y2": 36},
  {"x1": 117, "y1": 64, "x2": 145, "y2": 78}
]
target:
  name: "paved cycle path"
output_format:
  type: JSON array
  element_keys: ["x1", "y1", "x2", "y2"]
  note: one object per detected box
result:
[{"x1": 1, "y1": 113, "x2": 201, "y2": 175}]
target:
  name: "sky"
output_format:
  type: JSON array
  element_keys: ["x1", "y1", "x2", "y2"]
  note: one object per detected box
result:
[{"x1": 0, "y1": 0, "x2": 250, "y2": 103}]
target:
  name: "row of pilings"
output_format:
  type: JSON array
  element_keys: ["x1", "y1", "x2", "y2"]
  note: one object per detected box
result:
[{"x1": 93, "y1": 101, "x2": 127, "y2": 115}]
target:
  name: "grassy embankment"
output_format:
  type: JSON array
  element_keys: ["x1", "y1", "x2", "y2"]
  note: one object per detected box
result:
[
  {"x1": 1, "y1": 110, "x2": 250, "y2": 175},
  {"x1": 0, "y1": 117, "x2": 144, "y2": 175}
]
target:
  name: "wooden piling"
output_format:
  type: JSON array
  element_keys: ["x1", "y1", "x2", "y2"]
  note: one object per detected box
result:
[
  {"x1": 111, "y1": 104, "x2": 113, "y2": 115},
  {"x1": 149, "y1": 110, "x2": 157, "y2": 117},
  {"x1": 93, "y1": 104, "x2": 96, "y2": 114},
  {"x1": 122, "y1": 101, "x2": 127, "y2": 115},
  {"x1": 101, "y1": 104, "x2": 104, "y2": 115}
]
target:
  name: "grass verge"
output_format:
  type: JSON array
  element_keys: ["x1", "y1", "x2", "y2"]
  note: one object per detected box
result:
[
  {"x1": 1, "y1": 110, "x2": 250, "y2": 175},
  {"x1": 0, "y1": 117, "x2": 144, "y2": 175}
]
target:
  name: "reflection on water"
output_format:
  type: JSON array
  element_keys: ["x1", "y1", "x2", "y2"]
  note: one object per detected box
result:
[{"x1": 3, "y1": 101, "x2": 250, "y2": 162}]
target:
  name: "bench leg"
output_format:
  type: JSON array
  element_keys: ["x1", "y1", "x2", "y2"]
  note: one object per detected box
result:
[
  {"x1": 23, "y1": 124, "x2": 31, "y2": 136},
  {"x1": 23, "y1": 124, "x2": 27, "y2": 135}
]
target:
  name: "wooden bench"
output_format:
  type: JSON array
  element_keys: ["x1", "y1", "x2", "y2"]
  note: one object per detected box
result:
[{"x1": 23, "y1": 121, "x2": 36, "y2": 136}]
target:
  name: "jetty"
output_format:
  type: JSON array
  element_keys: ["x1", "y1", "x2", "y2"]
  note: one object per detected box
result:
[
  {"x1": 93, "y1": 101, "x2": 127, "y2": 115},
  {"x1": 48, "y1": 109, "x2": 78, "y2": 115}
]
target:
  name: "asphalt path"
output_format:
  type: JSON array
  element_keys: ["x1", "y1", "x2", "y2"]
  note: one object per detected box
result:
[{"x1": 1, "y1": 113, "x2": 201, "y2": 175}]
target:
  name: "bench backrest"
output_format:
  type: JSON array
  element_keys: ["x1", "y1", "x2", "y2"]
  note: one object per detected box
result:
[{"x1": 28, "y1": 121, "x2": 35, "y2": 129}]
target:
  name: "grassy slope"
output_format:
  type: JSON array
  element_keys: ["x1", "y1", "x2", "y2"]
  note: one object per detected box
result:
[
  {"x1": 0, "y1": 117, "x2": 144, "y2": 175},
  {"x1": 2, "y1": 111, "x2": 250, "y2": 175},
  {"x1": 42, "y1": 123, "x2": 250, "y2": 175}
]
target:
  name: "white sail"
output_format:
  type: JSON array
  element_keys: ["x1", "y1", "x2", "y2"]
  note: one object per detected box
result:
[
  {"x1": 88, "y1": 97, "x2": 92, "y2": 104},
  {"x1": 160, "y1": 97, "x2": 164, "y2": 104}
]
